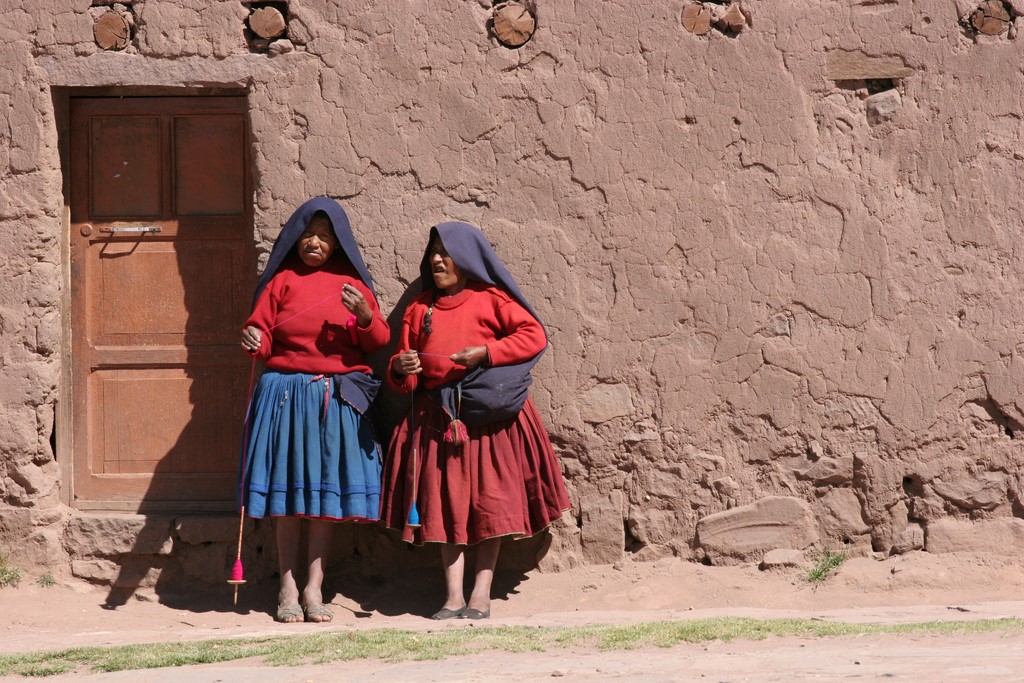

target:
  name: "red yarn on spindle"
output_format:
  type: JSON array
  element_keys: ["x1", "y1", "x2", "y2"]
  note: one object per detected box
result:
[
  {"x1": 444, "y1": 418, "x2": 469, "y2": 446},
  {"x1": 230, "y1": 558, "x2": 244, "y2": 582}
]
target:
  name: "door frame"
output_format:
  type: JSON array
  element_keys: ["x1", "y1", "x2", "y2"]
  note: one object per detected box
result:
[{"x1": 54, "y1": 86, "x2": 253, "y2": 512}]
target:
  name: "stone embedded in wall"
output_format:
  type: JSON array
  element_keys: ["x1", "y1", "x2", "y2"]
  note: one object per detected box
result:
[
  {"x1": 681, "y1": 2, "x2": 747, "y2": 37},
  {"x1": 979, "y1": 360, "x2": 1024, "y2": 434},
  {"x1": 931, "y1": 471, "x2": 1007, "y2": 511},
  {"x1": 175, "y1": 516, "x2": 242, "y2": 545},
  {"x1": 0, "y1": 508, "x2": 33, "y2": 550},
  {"x1": 825, "y1": 51, "x2": 914, "y2": 81},
  {"x1": 64, "y1": 515, "x2": 173, "y2": 558},
  {"x1": 710, "y1": 2, "x2": 746, "y2": 33},
  {"x1": 892, "y1": 523, "x2": 924, "y2": 554},
  {"x1": 5, "y1": 458, "x2": 59, "y2": 507},
  {"x1": 580, "y1": 491, "x2": 624, "y2": 564},
  {"x1": 971, "y1": 0, "x2": 1013, "y2": 35},
  {"x1": 491, "y1": 1, "x2": 537, "y2": 48},
  {"x1": 865, "y1": 89, "x2": 902, "y2": 127},
  {"x1": 710, "y1": 476, "x2": 739, "y2": 504},
  {"x1": 536, "y1": 516, "x2": 583, "y2": 572},
  {"x1": 268, "y1": 39, "x2": 295, "y2": 57},
  {"x1": 696, "y1": 496, "x2": 819, "y2": 564},
  {"x1": 852, "y1": 452, "x2": 905, "y2": 551},
  {"x1": 626, "y1": 507, "x2": 682, "y2": 546},
  {"x1": 0, "y1": 406, "x2": 40, "y2": 462},
  {"x1": 816, "y1": 488, "x2": 871, "y2": 541},
  {"x1": 578, "y1": 383, "x2": 633, "y2": 424},
  {"x1": 759, "y1": 548, "x2": 805, "y2": 570},
  {"x1": 72, "y1": 558, "x2": 119, "y2": 583},
  {"x1": 179, "y1": 543, "x2": 232, "y2": 585},
  {"x1": 623, "y1": 421, "x2": 660, "y2": 444},
  {"x1": 797, "y1": 456, "x2": 853, "y2": 486},
  {"x1": 16, "y1": 528, "x2": 68, "y2": 570},
  {"x1": 8, "y1": 459, "x2": 59, "y2": 501},
  {"x1": 926, "y1": 517, "x2": 1024, "y2": 555},
  {"x1": 109, "y1": 557, "x2": 164, "y2": 588}
]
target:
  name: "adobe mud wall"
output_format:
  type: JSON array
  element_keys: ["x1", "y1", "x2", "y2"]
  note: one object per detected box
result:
[{"x1": 2, "y1": 0, "x2": 1024, "y2": 590}]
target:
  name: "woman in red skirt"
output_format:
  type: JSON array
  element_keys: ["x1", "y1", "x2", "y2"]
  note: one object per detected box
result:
[{"x1": 381, "y1": 221, "x2": 570, "y2": 620}]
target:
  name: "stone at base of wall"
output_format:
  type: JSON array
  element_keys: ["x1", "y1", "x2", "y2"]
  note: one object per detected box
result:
[
  {"x1": 697, "y1": 496, "x2": 820, "y2": 565},
  {"x1": 926, "y1": 517, "x2": 1024, "y2": 555},
  {"x1": 759, "y1": 548, "x2": 806, "y2": 570},
  {"x1": 580, "y1": 491, "x2": 624, "y2": 565},
  {"x1": 0, "y1": 506, "x2": 71, "y2": 573}
]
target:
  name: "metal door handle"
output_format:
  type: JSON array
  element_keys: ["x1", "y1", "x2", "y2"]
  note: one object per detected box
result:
[{"x1": 100, "y1": 226, "x2": 162, "y2": 234}]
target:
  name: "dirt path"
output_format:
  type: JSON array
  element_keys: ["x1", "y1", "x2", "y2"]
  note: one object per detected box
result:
[{"x1": 2, "y1": 550, "x2": 1024, "y2": 681}]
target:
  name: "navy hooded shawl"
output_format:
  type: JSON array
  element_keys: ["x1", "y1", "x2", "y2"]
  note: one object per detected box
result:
[
  {"x1": 252, "y1": 197, "x2": 381, "y2": 413},
  {"x1": 422, "y1": 222, "x2": 547, "y2": 426},
  {"x1": 253, "y1": 196, "x2": 377, "y2": 305}
]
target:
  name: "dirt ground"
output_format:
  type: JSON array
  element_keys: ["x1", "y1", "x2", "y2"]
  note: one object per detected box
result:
[{"x1": 2, "y1": 550, "x2": 1024, "y2": 682}]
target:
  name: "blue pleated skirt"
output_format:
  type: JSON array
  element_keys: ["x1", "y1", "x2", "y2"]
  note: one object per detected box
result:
[{"x1": 240, "y1": 370, "x2": 382, "y2": 521}]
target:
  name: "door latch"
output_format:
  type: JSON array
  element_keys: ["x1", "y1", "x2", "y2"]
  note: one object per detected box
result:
[{"x1": 100, "y1": 226, "x2": 162, "y2": 234}]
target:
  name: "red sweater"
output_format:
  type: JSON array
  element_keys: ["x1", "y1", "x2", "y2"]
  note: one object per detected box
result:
[
  {"x1": 388, "y1": 280, "x2": 546, "y2": 392},
  {"x1": 246, "y1": 256, "x2": 389, "y2": 375}
]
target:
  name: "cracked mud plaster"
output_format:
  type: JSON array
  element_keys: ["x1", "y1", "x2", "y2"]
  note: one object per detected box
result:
[{"x1": 3, "y1": 0, "x2": 1024, "y2": 573}]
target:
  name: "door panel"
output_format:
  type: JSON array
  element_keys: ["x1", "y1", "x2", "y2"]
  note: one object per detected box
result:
[
  {"x1": 174, "y1": 116, "x2": 246, "y2": 216},
  {"x1": 89, "y1": 116, "x2": 163, "y2": 218},
  {"x1": 70, "y1": 96, "x2": 254, "y2": 510}
]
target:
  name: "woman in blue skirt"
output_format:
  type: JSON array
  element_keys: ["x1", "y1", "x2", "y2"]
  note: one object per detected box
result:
[{"x1": 240, "y1": 197, "x2": 390, "y2": 623}]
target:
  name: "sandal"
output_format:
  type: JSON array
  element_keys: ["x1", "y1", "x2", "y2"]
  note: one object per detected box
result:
[
  {"x1": 303, "y1": 603, "x2": 334, "y2": 623},
  {"x1": 275, "y1": 603, "x2": 303, "y2": 623},
  {"x1": 461, "y1": 607, "x2": 490, "y2": 620},
  {"x1": 431, "y1": 606, "x2": 465, "y2": 620}
]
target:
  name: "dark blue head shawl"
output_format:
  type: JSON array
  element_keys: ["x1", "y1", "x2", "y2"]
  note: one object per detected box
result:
[
  {"x1": 422, "y1": 221, "x2": 547, "y2": 426},
  {"x1": 420, "y1": 221, "x2": 545, "y2": 334},
  {"x1": 252, "y1": 197, "x2": 376, "y2": 307}
]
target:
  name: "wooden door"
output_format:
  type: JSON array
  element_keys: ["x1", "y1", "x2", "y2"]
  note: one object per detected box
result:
[{"x1": 69, "y1": 96, "x2": 254, "y2": 510}]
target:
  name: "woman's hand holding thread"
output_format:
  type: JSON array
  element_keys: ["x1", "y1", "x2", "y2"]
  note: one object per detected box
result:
[
  {"x1": 341, "y1": 283, "x2": 373, "y2": 327},
  {"x1": 392, "y1": 350, "x2": 422, "y2": 376},
  {"x1": 241, "y1": 325, "x2": 262, "y2": 353}
]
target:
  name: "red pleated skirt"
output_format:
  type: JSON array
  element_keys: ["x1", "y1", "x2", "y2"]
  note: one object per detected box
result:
[{"x1": 380, "y1": 395, "x2": 571, "y2": 545}]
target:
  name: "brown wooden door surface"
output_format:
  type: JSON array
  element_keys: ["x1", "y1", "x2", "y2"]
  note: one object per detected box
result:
[{"x1": 70, "y1": 96, "x2": 254, "y2": 510}]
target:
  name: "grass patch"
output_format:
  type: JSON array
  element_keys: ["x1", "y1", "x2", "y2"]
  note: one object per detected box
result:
[
  {"x1": 35, "y1": 574, "x2": 56, "y2": 589},
  {"x1": 1, "y1": 617, "x2": 1022, "y2": 677},
  {"x1": 806, "y1": 547, "x2": 846, "y2": 583},
  {"x1": 0, "y1": 553, "x2": 23, "y2": 588}
]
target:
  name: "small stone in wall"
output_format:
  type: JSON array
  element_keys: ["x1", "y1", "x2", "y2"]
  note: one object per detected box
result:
[
  {"x1": 578, "y1": 383, "x2": 633, "y2": 424},
  {"x1": 268, "y1": 39, "x2": 295, "y2": 57},
  {"x1": 697, "y1": 496, "x2": 819, "y2": 564},
  {"x1": 971, "y1": 0, "x2": 1013, "y2": 35},
  {"x1": 759, "y1": 548, "x2": 805, "y2": 570},
  {"x1": 711, "y1": 2, "x2": 747, "y2": 33},
  {"x1": 927, "y1": 517, "x2": 1024, "y2": 555},
  {"x1": 682, "y1": 2, "x2": 747, "y2": 36},
  {"x1": 71, "y1": 558, "x2": 119, "y2": 583},
  {"x1": 865, "y1": 89, "x2": 901, "y2": 126},
  {"x1": 931, "y1": 471, "x2": 1007, "y2": 511},
  {"x1": 892, "y1": 523, "x2": 924, "y2": 554},
  {"x1": 579, "y1": 491, "x2": 624, "y2": 565},
  {"x1": 797, "y1": 457, "x2": 853, "y2": 486}
]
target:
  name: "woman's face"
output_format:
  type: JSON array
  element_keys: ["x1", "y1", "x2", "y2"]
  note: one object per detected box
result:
[
  {"x1": 297, "y1": 215, "x2": 338, "y2": 268},
  {"x1": 429, "y1": 239, "x2": 468, "y2": 294}
]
